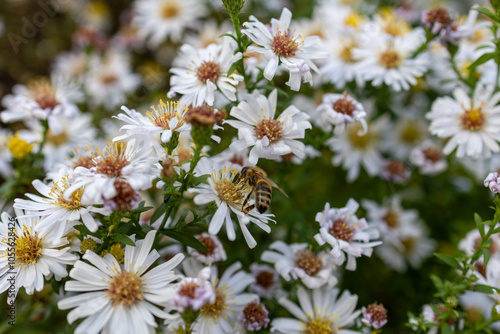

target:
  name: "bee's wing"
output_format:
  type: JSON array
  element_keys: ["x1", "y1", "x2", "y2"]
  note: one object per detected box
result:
[{"x1": 264, "y1": 177, "x2": 289, "y2": 198}]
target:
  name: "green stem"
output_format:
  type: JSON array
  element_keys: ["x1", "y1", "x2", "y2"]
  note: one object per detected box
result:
[{"x1": 229, "y1": 13, "x2": 251, "y2": 92}]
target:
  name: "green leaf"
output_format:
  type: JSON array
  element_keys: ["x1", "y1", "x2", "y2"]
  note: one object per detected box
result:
[
  {"x1": 117, "y1": 219, "x2": 134, "y2": 234},
  {"x1": 435, "y1": 253, "x2": 462, "y2": 270},
  {"x1": 473, "y1": 284, "x2": 500, "y2": 294},
  {"x1": 468, "y1": 52, "x2": 495, "y2": 70},
  {"x1": 161, "y1": 229, "x2": 207, "y2": 253},
  {"x1": 227, "y1": 61, "x2": 239, "y2": 76},
  {"x1": 114, "y1": 234, "x2": 136, "y2": 246},
  {"x1": 150, "y1": 201, "x2": 169, "y2": 224},
  {"x1": 481, "y1": 247, "x2": 491, "y2": 266},
  {"x1": 474, "y1": 7, "x2": 500, "y2": 23},
  {"x1": 440, "y1": 322, "x2": 453, "y2": 334},
  {"x1": 475, "y1": 213, "x2": 486, "y2": 239}
]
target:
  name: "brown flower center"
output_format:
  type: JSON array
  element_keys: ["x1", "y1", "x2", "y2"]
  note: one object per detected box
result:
[
  {"x1": 106, "y1": 271, "x2": 143, "y2": 308},
  {"x1": 196, "y1": 61, "x2": 220, "y2": 83},
  {"x1": 272, "y1": 30, "x2": 298, "y2": 57},
  {"x1": 147, "y1": 100, "x2": 187, "y2": 130},
  {"x1": 329, "y1": 218, "x2": 353, "y2": 242},
  {"x1": 95, "y1": 144, "x2": 130, "y2": 177},
  {"x1": 385, "y1": 160, "x2": 406, "y2": 176},
  {"x1": 255, "y1": 118, "x2": 283, "y2": 142},
  {"x1": 241, "y1": 301, "x2": 269, "y2": 329},
  {"x1": 112, "y1": 179, "x2": 139, "y2": 211},
  {"x1": 426, "y1": 7, "x2": 453, "y2": 27},
  {"x1": 255, "y1": 270, "x2": 275, "y2": 289},
  {"x1": 73, "y1": 156, "x2": 96, "y2": 169},
  {"x1": 383, "y1": 210, "x2": 399, "y2": 228},
  {"x1": 365, "y1": 303, "x2": 388, "y2": 323},
  {"x1": 295, "y1": 249, "x2": 322, "y2": 276},
  {"x1": 197, "y1": 235, "x2": 216, "y2": 255},
  {"x1": 186, "y1": 105, "x2": 226, "y2": 126},
  {"x1": 101, "y1": 73, "x2": 118, "y2": 85},
  {"x1": 333, "y1": 98, "x2": 355, "y2": 116},
  {"x1": 422, "y1": 147, "x2": 442, "y2": 163},
  {"x1": 461, "y1": 106, "x2": 485, "y2": 131},
  {"x1": 401, "y1": 237, "x2": 416, "y2": 254},
  {"x1": 178, "y1": 281, "x2": 200, "y2": 298},
  {"x1": 28, "y1": 78, "x2": 59, "y2": 110},
  {"x1": 46, "y1": 129, "x2": 68, "y2": 146},
  {"x1": 379, "y1": 49, "x2": 402, "y2": 68}
]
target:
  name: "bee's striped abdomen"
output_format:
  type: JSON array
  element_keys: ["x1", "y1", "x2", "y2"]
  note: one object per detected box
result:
[{"x1": 255, "y1": 181, "x2": 272, "y2": 213}]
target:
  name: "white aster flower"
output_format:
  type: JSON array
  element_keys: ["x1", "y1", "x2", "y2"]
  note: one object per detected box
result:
[
  {"x1": 14, "y1": 174, "x2": 99, "y2": 242},
  {"x1": 427, "y1": 84, "x2": 500, "y2": 159},
  {"x1": 382, "y1": 115, "x2": 427, "y2": 159},
  {"x1": 327, "y1": 116, "x2": 388, "y2": 182},
  {"x1": 58, "y1": 231, "x2": 185, "y2": 334},
  {"x1": 186, "y1": 233, "x2": 227, "y2": 265},
  {"x1": 65, "y1": 140, "x2": 161, "y2": 210},
  {"x1": 226, "y1": 89, "x2": 311, "y2": 165},
  {"x1": 189, "y1": 158, "x2": 274, "y2": 248},
  {"x1": 0, "y1": 209, "x2": 77, "y2": 303},
  {"x1": 271, "y1": 286, "x2": 361, "y2": 334},
  {"x1": 249, "y1": 263, "x2": 283, "y2": 300},
  {"x1": 410, "y1": 140, "x2": 448, "y2": 175},
  {"x1": 114, "y1": 100, "x2": 190, "y2": 155},
  {"x1": 84, "y1": 50, "x2": 140, "y2": 110},
  {"x1": 133, "y1": 0, "x2": 207, "y2": 47},
  {"x1": 315, "y1": 92, "x2": 367, "y2": 135},
  {"x1": 261, "y1": 241, "x2": 338, "y2": 289},
  {"x1": 185, "y1": 262, "x2": 258, "y2": 334},
  {"x1": 170, "y1": 267, "x2": 215, "y2": 312},
  {"x1": 314, "y1": 199, "x2": 381, "y2": 271},
  {"x1": 1, "y1": 77, "x2": 80, "y2": 135},
  {"x1": 354, "y1": 28, "x2": 429, "y2": 91},
  {"x1": 169, "y1": 37, "x2": 243, "y2": 106},
  {"x1": 242, "y1": 7, "x2": 328, "y2": 91}
]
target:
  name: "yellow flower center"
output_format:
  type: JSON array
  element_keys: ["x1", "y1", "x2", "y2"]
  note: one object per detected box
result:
[
  {"x1": 212, "y1": 167, "x2": 247, "y2": 205},
  {"x1": 379, "y1": 49, "x2": 402, "y2": 68},
  {"x1": 338, "y1": 41, "x2": 357, "y2": 63},
  {"x1": 201, "y1": 289, "x2": 227, "y2": 318},
  {"x1": 7, "y1": 133, "x2": 33, "y2": 159},
  {"x1": 15, "y1": 227, "x2": 44, "y2": 267},
  {"x1": 383, "y1": 210, "x2": 399, "y2": 228},
  {"x1": 399, "y1": 122, "x2": 421, "y2": 144},
  {"x1": 46, "y1": 129, "x2": 69, "y2": 146},
  {"x1": 461, "y1": 105, "x2": 485, "y2": 131},
  {"x1": 106, "y1": 271, "x2": 143, "y2": 308},
  {"x1": 146, "y1": 99, "x2": 187, "y2": 130},
  {"x1": 47, "y1": 175, "x2": 84, "y2": 210},
  {"x1": 379, "y1": 9, "x2": 411, "y2": 37},
  {"x1": 161, "y1": 1, "x2": 180, "y2": 19},
  {"x1": 347, "y1": 123, "x2": 373, "y2": 150},
  {"x1": 344, "y1": 12, "x2": 364, "y2": 28},
  {"x1": 304, "y1": 317, "x2": 337, "y2": 334}
]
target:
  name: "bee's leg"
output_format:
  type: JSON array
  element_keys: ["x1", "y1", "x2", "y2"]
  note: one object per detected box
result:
[{"x1": 241, "y1": 187, "x2": 254, "y2": 214}]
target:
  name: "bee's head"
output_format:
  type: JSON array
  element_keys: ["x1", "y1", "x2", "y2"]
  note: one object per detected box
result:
[{"x1": 240, "y1": 166, "x2": 249, "y2": 176}]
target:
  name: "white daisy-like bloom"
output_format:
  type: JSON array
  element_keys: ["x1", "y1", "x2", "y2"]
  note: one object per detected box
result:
[
  {"x1": 375, "y1": 221, "x2": 436, "y2": 273},
  {"x1": 169, "y1": 37, "x2": 243, "y2": 107},
  {"x1": 459, "y1": 291, "x2": 500, "y2": 332},
  {"x1": 249, "y1": 263, "x2": 284, "y2": 300},
  {"x1": 13, "y1": 172, "x2": 99, "y2": 242},
  {"x1": 261, "y1": 241, "x2": 338, "y2": 289},
  {"x1": 65, "y1": 140, "x2": 162, "y2": 208},
  {"x1": 314, "y1": 199, "x2": 381, "y2": 271},
  {"x1": 114, "y1": 100, "x2": 190, "y2": 155},
  {"x1": 225, "y1": 89, "x2": 311, "y2": 165},
  {"x1": 320, "y1": 34, "x2": 365, "y2": 89},
  {"x1": 382, "y1": 115, "x2": 428, "y2": 159},
  {"x1": 1, "y1": 76, "x2": 80, "y2": 136},
  {"x1": 170, "y1": 267, "x2": 215, "y2": 312},
  {"x1": 84, "y1": 50, "x2": 141, "y2": 110},
  {"x1": 52, "y1": 51, "x2": 88, "y2": 83},
  {"x1": 327, "y1": 116, "x2": 389, "y2": 182},
  {"x1": 186, "y1": 233, "x2": 227, "y2": 265},
  {"x1": 410, "y1": 140, "x2": 448, "y2": 175},
  {"x1": 172, "y1": 261, "x2": 257, "y2": 334},
  {"x1": 0, "y1": 129, "x2": 13, "y2": 179},
  {"x1": 0, "y1": 209, "x2": 77, "y2": 303},
  {"x1": 427, "y1": 84, "x2": 500, "y2": 159},
  {"x1": 133, "y1": 0, "x2": 207, "y2": 47},
  {"x1": 458, "y1": 226, "x2": 500, "y2": 277},
  {"x1": 212, "y1": 143, "x2": 253, "y2": 171},
  {"x1": 315, "y1": 92, "x2": 367, "y2": 135},
  {"x1": 354, "y1": 28, "x2": 429, "y2": 91},
  {"x1": 184, "y1": 20, "x2": 233, "y2": 50},
  {"x1": 19, "y1": 112, "x2": 97, "y2": 172},
  {"x1": 58, "y1": 231, "x2": 185, "y2": 334},
  {"x1": 189, "y1": 158, "x2": 274, "y2": 249},
  {"x1": 271, "y1": 286, "x2": 361, "y2": 334},
  {"x1": 242, "y1": 7, "x2": 328, "y2": 91}
]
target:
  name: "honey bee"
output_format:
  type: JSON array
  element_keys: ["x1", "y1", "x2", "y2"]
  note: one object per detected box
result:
[{"x1": 238, "y1": 166, "x2": 288, "y2": 214}]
